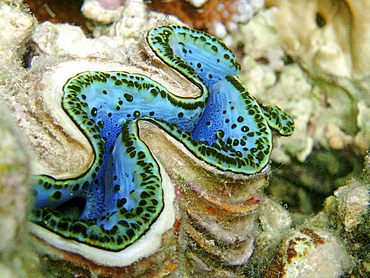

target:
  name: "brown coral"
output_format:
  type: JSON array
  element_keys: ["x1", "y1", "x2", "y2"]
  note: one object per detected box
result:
[{"x1": 146, "y1": 0, "x2": 263, "y2": 39}]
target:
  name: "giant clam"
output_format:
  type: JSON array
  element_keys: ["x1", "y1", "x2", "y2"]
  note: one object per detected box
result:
[{"x1": 5, "y1": 24, "x2": 294, "y2": 276}]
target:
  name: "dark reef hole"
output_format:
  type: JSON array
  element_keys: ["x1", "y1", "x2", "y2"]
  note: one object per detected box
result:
[
  {"x1": 235, "y1": 42, "x2": 245, "y2": 62},
  {"x1": 54, "y1": 197, "x2": 86, "y2": 219},
  {"x1": 315, "y1": 12, "x2": 326, "y2": 28},
  {"x1": 267, "y1": 145, "x2": 364, "y2": 222},
  {"x1": 282, "y1": 53, "x2": 294, "y2": 65},
  {"x1": 21, "y1": 42, "x2": 38, "y2": 68},
  {"x1": 255, "y1": 56, "x2": 270, "y2": 65}
]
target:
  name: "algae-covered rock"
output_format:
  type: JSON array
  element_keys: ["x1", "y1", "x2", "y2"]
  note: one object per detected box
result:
[{"x1": 0, "y1": 104, "x2": 43, "y2": 278}]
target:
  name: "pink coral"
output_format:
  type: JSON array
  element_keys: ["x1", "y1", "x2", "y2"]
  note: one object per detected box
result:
[{"x1": 97, "y1": 0, "x2": 126, "y2": 9}]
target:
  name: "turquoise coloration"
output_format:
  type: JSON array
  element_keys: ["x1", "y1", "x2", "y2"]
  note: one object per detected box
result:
[{"x1": 32, "y1": 25, "x2": 294, "y2": 251}]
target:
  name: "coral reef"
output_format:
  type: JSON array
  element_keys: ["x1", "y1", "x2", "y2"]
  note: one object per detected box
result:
[
  {"x1": 263, "y1": 228, "x2": 351, "y2": 278},
  {"x1": 81, "y1": 0, "x2": 184, "y2": 39},
  {"x1": 0, "y1": 1, "x2": 35, "y2": 68},
  {"x1": 226, "y1": 4, "x2": 369, "y2": 223},
  {"x1": 265, "y1": 0, "x2": 370, "y2": 80},
  {"x1": 142, "y1": 0, "x2": 264, "y2": 43},
  {"x1": 231, "y1": 6, "x2": 370, "y2": 168},
  {"x1": 245, "y1": 154, "x2": 370, "y2": 277},
  {"x1": 82, "y1": 0, "x2": 126, "y2": 24},
  {"x1": 0, "y1": 105, "x2": 42, "y2": 277},
  {"x1": 24, "y1": 0, "x2": 88, "y2": 33},
  {"x1": 0, "y1": 4, "x2": 42, "y2": 276}
]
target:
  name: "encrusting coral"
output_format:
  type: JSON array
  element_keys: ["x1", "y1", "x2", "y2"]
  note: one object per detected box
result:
[
  {"x1": 263, "y1": 228, "x2": 351, "y2": 278},
  {"x1": 0, "y1": 1, "x2": 34, "y2": 69},
  {"x1": 265, "y1": 0, "x2": 370, "y2": 80}
]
